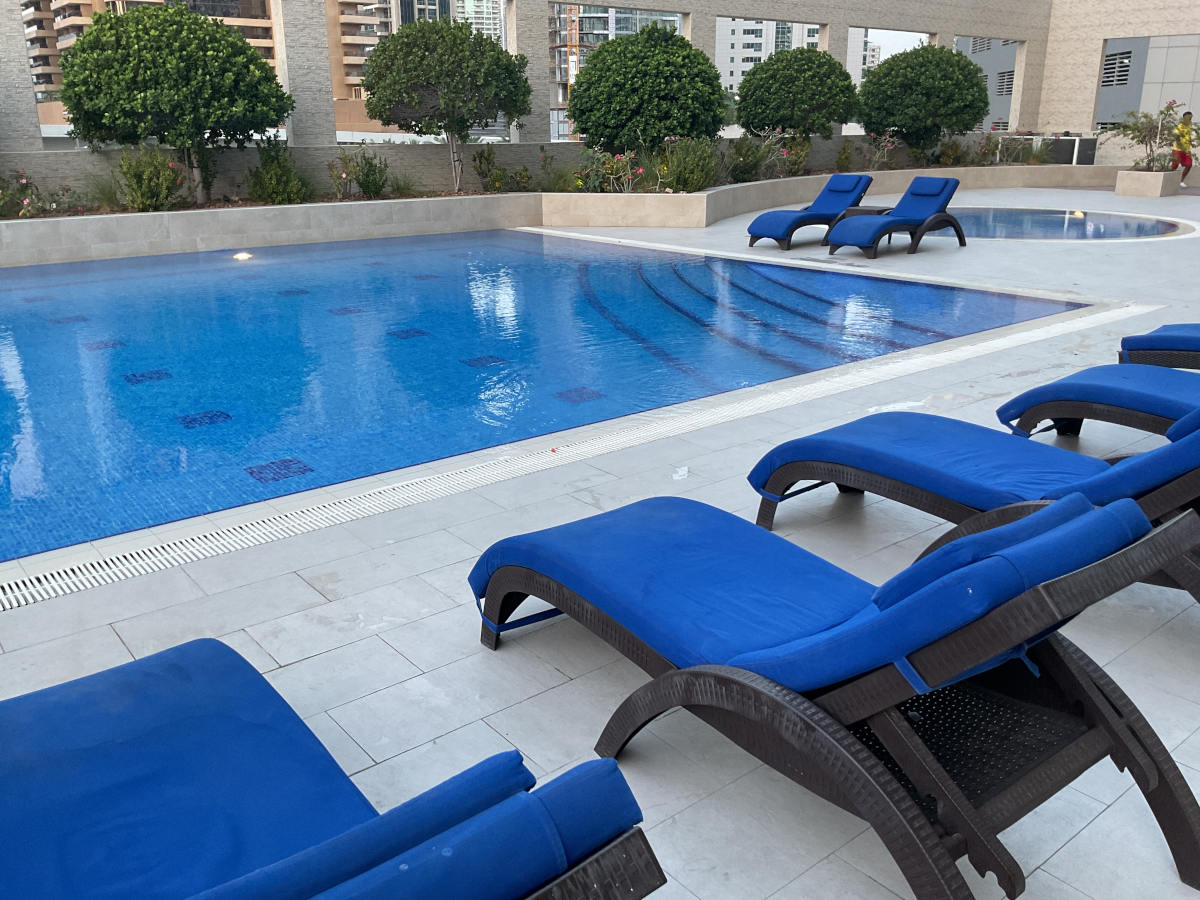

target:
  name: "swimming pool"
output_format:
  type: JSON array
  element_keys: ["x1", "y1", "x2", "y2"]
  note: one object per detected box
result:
[
  {"x1": 0, "y1": 230, "x2": 1082, "y2": 561},
  {"x1": 946, "y1": 207, "x2": 1178, "y2": 239}
]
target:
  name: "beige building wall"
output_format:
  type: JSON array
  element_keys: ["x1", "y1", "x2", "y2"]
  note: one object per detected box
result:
[
  {"x1": 1040, "y1": 0, "x2": 1200, "y2": 132},
  {"x1": 510, "y1": 0, "x2": 1051, "y2": 142}
]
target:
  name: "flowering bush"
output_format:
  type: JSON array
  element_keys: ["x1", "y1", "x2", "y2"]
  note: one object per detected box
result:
[
  {"x1": 117, "y1": 147, "x2": 187, "y2": 211},
  {"x1": 866, "y1": 129, "x2": 900, "y2": 171},
  {"x1": 247, "y1": 137, "x2": 313, "y2": 205},
  {"x1": 327, "y1": 147, "x2": 359, "y2": 199},
  {"x1": 573, "y1": 149, "x2": 641, "y2": 193},
  {"x1": 0, "y1": 169, "x2": 77, "y2": 218},
  {"x1": 656, "y1": 137, "x2": 718, "y2": 193}
]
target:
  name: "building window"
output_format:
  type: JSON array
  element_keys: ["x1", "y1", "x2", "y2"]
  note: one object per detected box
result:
[
  {"x1": 996, "y1": 70, "x2": 1014, "y2": 95},
  {"x1": 970, "y1": 36, "x2": 991, "y2": 54},
  {"x1": 807, "y1": 27, "x2": 818, "y2": 37},
  {"x1": 1001, "y1": 39, "x2": 1018, "y2": 45},
  {"x1": 991, "y1": 118, "x2": 1009, "y2": 130},
  {"x1": 351, "y1": 86, "x2": 363, "y2": 99},
  {"x1": 1100, "y1": 50, "x2": 1132, "y2": 86},
  {"x1": 741, "y1": 56, "x2": 761, "y2": 64}
]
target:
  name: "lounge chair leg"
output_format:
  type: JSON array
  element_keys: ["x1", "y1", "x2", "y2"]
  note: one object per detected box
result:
[
  {"x1": 836, "y1": 484, "x2": 865, "y2": 495},
  {"x1": 1042, "y1": 637, "x2": 1200, "y2": 888},
  {"x1": 596, "y1": 665, "x2": 973, "y2": 900},
  {"x1": 756, "y1": 497, "x2": 779, "y2": 530},
  {"x1": 1051, "y1": 417, "x2": 1084, "y2": 436}
]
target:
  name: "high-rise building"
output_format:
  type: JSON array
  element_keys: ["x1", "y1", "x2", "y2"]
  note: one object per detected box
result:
[
  {"x1": 396, "y1": 0, "x2": 449, "y2": 26},
  {"x1": 549, "y1": 5, "x2": 682, "y2": 141},
  {"x1": 845, "y1": 27, "x2": 881, "y2": 85},
  {"x1": 455, "y1": 0, "x2": 503, "y2": 44},
  {"x1": 716, "y1": 17, "x2": 819, "y2": 95}
]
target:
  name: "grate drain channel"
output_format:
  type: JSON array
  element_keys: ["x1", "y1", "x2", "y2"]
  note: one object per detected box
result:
[{"x1": 0, "y1": 302, "x2": 1153, "y2": 610}]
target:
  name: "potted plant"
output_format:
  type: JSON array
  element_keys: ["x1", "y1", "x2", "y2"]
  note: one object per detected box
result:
[{"x1": 1105, "y1": 100, "x2": 1187, "y2": 196}]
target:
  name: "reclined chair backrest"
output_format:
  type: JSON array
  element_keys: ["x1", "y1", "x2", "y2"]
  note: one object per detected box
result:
[
  {"x1": 1043, "y1": 423, "x2": 1200, "y2": 505},
  {"x1": 728, "y1": 495, "x2": 1152, "y2": 693},
  {"x1": 888, "y1": 176, "x2": 959, "y2": 221},
  {"x1": 806, "y1": 173, "x2": 873, "y2": 217}
]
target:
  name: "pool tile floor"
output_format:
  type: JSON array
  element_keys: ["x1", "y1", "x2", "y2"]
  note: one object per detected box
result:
[{"x1": 2, "y1": 187, "x2": 1200, "y2": 898}]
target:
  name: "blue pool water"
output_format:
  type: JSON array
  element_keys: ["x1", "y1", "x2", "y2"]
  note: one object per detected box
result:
[
  {"x1": 0, "y1": 230, "x2": 1082, "y2": 561},
  {"x1": 947, "y1": 207, "x2": 1178, "y2": 239}
]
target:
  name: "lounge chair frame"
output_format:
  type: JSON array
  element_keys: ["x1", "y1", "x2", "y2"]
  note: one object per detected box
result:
[
  {"x1": 1011, "y1": 400, "x2": 1176, "y2": 438},
  {"x1": 528, "y1": 828, "x2": 665, "y2": 900},
  {"x1": 480, "y1": 513, "x2": 1200, "y2": 900},
  {"x1": 1122, "y1": 347, "x2": 1200, "y2": 370},
  {"x1": 829, "y1": 212, "x2": 967, "y2": 259}
]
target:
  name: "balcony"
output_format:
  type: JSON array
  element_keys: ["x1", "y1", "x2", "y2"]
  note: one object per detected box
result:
[
  {"x1": 49, "y1": 0, "x2": 90, "y2": 12},
  {"x1": 21, "y1": 5, "x2": 49, "y2": 24},
  {"x1": 340, "y1": 33, "x2": 379, "y2": 47},
  {"x1": 54, "y1": 15, "x2": 92, "y2": 29},
  {"x1": 56, "y1": 31, "x2": 79, "y2": 48},
  {"x1": 27, "y1": 43, "x2": 60, "y2": 57},
  {"x1": 24, "y1": 25, "x2": 55, "y2": 40},
  {"x1": 29, "y1": 61, "x2": 63, "y2": 76}
]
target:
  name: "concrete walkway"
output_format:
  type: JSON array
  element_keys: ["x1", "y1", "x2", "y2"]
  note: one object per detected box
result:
[{"x1": 2, "y1": 186, "x2": 1199, "y2": 899}]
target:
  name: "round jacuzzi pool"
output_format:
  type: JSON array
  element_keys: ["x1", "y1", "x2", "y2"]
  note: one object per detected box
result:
[{"x1": 946, "y1": 207, "x2": 1179, "y2": 239}]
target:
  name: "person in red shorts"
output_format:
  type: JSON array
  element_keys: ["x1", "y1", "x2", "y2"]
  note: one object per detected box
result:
[{"x1": 1172, "y1": 110, "x2": 1194, "y2": 188}]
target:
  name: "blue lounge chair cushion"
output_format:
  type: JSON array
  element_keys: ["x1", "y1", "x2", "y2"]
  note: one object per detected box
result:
[
  {"x1": 871, "y1": 492, "x2": 1094, "y2": 610},
  {"x1": 470, "y1": 497, "x2": 876, "y2": 668},
  {"x1": 747, "y1": 412, "x2": 1111, "y2": 510},
  {"x1": 317, "y1": 759, "x2": 642, "y2": 900},
  {"x1": 996, "y1": 364, "x2": 1200, "y2": 434},
  {"x1": 729, "y1": 498, "x2": 1150, "y2": 691},
  {"x1": 1122, "y1": 324, "x2": 1200, "y2": 358},
  {"x1": 826, "y1": 177, "x2": 958, "y2": 248},
  {"x1": 195, "y1": 751, "x2": 537, "y2": 900},
  {"x1": 0, "y1": 639, "x2": 379, "y2": 899},
  {"x1": 747, "y1": 174, "x2": 873, "y2": 241},
  {"x1": 1041, "y1": 426, "x2": 1200, "y2": 505},
  {"x1": 1168, "y1": 408, "x2": 1200, "y2": 441},
  {"x1": 473, "y1": 495, "x2": 1150, "y2": 694}
]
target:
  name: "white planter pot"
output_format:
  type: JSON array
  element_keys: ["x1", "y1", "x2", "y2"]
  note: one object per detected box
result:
[{"x1": 1114, "y1": 169, "x2": 1181, "y2": 197}]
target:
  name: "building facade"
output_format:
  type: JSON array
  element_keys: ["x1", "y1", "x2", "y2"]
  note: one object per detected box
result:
[{"x1": 955, "y1": 36, "x2": 1021, "y2": 131}]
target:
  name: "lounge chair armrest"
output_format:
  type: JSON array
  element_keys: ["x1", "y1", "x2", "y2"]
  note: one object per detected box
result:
[{"x1": 915, "y1": 502, "x2": 1054, "y2": 559}]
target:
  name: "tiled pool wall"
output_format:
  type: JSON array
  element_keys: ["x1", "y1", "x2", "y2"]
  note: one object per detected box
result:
[{"x1": 0, "y1": 165, "x2": 1125, "y2": 268}]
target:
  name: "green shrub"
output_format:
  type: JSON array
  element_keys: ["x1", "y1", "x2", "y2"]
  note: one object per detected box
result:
[
  {"x1": 835, "y1": 139, "x2": 854, "y2": 172},
  {"x1": 472, "y1": 145, "x2": 508, "y2": 192},
  {"x1": 386, "y1": 173, "x2": 420, "y2": 198},
  {"x1": 509, "y1": 166, "x2": 532, "y2": 191},
  {"x1": 781, "y1": 135, "x2": 810, "y2": 176},
  {"x1": 81, "y1": 169, "x2": 122, "y2": 211},
  {"x1": 354, "y1": 149, "x2": 390, "y2": 199},
  {"x1": 117, "y1": 147, "x2": 186, "y2": 212},
  {"x1": 971, "y1": 133, "x2": 1000, "y2": 166},
  {"x1": 328, "y1": 147, "x2": 358, "y2": 199},
  {"x1": 247, "y1": 138, "x2": 313, "y2": 204},
  {"x1": 726, "y1": 135, "x2": 766, "y2": 183},
  {"x1": 660, "y1": 137, "x2": 718, "y2": 192},
  {"x1": 936, "y1": 138, "x2": 966, "y2": 167}
]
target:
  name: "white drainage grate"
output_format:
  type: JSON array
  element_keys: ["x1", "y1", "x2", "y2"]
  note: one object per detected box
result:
[{"x1": 0, "y1": 302, "x2": 1154, "y2": 611}]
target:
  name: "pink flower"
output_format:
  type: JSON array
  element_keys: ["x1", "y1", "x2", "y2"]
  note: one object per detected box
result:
[
  {"x1": 23, "y1": 198, "x2": 30, "y2": 205},
  {"x1": 636, "y1": 167, "x2": 644, "y2": 174},
  {"x1": 341, "y1": 172, "x2": 348, "y2": 179},
  {"x1": 168, "y1": 162, "x2": 176, "y2": 169},
  {"x1": 781, "y1": 149, "x2": 788, "y2": 156},
  {"x1": 615, "y1": 154, "x2": 623, "y2": 160},
  {"x1": 19, "y1": 178, "x2": 27, "y2": 185}
]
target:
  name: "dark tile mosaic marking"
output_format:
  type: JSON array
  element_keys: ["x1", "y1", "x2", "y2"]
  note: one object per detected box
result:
[
  {"x1": 328, "y1": 306, "x2": 364, "y2": 316},
  {"x1": 124, "y1": 369, "x2": 172, "y2": 385},
  {"x1": 365, "y1": 261, "x2": 387, "y2": 267},
  {"x1": 237, "y1": 274, "x2": 266, "y2": 281},
  {"x1": 412, "y1": 274, "x2": 442, "y2": 280},
  {"x1": 449, "y1": 252, "x2": 470, "y2": 258},
  {"x1": 178, "y1": 409, "x2": 231, "y2": 428},
  {"x1": 387, "y1": 328, "x2": 429, "y2": 340},
  {"x1": 22, "y1": 296, "x2": 55, "y2": 304},
  {"x1": 246, "y1": 458, "x2": 313, "y2": 483},
  {"x1": 84, "y1": 339, "x2": 125, "y2": 352},
  {"x1": 555, "y1": 386, "x2": 605, "y2": 404},
  {"x1": 51, "y1": 315, "x2": 88, "y2": 324},
  {"x1": 461, "y1": 355, "x2": 506, "y2": 368},
  {"x1": 278, "y1": 288, "x2": 310, "y2": 296}
]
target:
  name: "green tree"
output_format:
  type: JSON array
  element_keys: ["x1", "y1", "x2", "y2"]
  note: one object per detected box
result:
[
  {"x1": 736, "y1": 48, "x2": 857, "y2": 141},
  {"x1": 858, "y1": 44, "x2": 988, "y2": 153},
  {"x1": 567, "y1": 23, "x2": 723, "y2": 152},
  {"x1": 363, "y1": 18, "x2": 530, "y2": 193},
  {"x1": 59, "y1": 3, "x2": 293, "y2": 203}
]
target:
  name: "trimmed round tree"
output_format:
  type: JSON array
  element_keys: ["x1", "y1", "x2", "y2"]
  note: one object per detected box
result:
[
  {"x1": 364, "y1": 18, "x2": 531, "y2": 193},
  {"x1": 858, "y1": 44, "x2": 988, "y2": 153},
  {"x1": 59, "y1": 3, "x2": 293, "y2": 202},
  {"x1": 567, "y1": 23, "x2": 723, "y2": 152},
  {"x1": 737, "y1": 48, "x2": 857, "y2": 141}
]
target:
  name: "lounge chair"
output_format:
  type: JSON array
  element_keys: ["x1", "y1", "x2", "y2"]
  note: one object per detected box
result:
[
  {"x1": 996, "y1": 363, "x2": 1200, "y2": 437},
  {"x1": 826, "y1": 176, "x2": 966, "y2": 258},
  {"x1": 0, "y1": 639, "x2": 665, "y2": 900},
  {"x1": 470, "y1": 494, "x2": 1200, "y2": 900},
  {"x1": 1121, "y1": 324, "x2": 1200, "y2": 369},
  {"x1": 747, "y1": 410, "x2": 1200, "y2": 595},
  {"x1": 746, "y1": 173, "x2": 873, "y2": 250}
]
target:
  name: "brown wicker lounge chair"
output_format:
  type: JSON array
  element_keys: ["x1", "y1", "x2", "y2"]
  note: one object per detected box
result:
[
  {"x1": 470, "y1": 495, "x2": 1200, "y2": 900},
  {"x1": 1121, "y1": 325, "x2": 1200, "y2": 369}
]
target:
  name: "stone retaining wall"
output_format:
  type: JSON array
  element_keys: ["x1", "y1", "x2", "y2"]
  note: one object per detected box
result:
[{"x1": 1, "y1": 164, "x2": 1125, "y2": 268}]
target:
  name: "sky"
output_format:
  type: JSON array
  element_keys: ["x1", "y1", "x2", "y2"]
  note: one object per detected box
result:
[{"x1": 867, "y1": 28, "x2": 927, "y2": 60}]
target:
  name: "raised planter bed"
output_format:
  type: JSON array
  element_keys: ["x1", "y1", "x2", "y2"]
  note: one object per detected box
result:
[{"x1": 1114, "y1": 169, "x2": 1181, "y2": 197}]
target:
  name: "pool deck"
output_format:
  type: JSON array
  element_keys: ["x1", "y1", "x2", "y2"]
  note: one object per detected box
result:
[{"x1": 3, "y1": 185, "x2": 1200, "y2": 899}]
